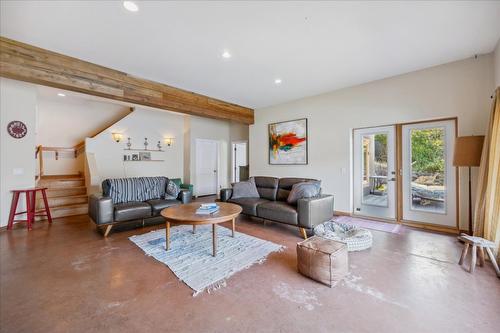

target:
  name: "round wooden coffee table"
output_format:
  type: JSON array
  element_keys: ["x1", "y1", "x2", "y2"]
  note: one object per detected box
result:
[{"x1": 160, "y1": 202, "x2": 242, "y2": 257}]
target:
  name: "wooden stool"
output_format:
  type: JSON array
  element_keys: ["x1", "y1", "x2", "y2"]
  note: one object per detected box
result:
[
  {"x1": 7, "y1": 188, "x2": 52, "y2": 230},
  {"x1": 458, "y1": 234, "x2": 500, "y2": 278}
]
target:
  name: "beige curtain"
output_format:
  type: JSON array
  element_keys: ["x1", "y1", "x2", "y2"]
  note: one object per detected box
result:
[{"x1": 473, "y1": 87, "x2": 500, "y2": 261}]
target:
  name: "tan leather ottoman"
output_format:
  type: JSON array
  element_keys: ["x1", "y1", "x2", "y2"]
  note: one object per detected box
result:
[{"x1": 297, "y1": 236, "x2": 348, "y2": 287}]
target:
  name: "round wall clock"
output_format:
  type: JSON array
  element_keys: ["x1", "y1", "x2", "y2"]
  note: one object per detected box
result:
[{"x1": 7, "y1": 121, "x2": 28, "y2": 139}]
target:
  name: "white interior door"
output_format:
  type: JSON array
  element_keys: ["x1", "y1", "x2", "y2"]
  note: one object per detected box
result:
[
  {"x1": 402, "y1": 120, "x2": 456, "y2": 227},
  {"x1": 232, "y1": 142, "x2": 247, "y2": 182},
  {"x1": 353, "y1": 126, "x2": 396, "y2": 220},
  {"x1": 196, "y1": 139, "x2": 218, "y2": 196}
]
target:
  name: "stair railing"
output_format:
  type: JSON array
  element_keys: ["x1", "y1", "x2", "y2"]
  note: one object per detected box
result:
[
  {"x1": 35, "y1": 145, "x2": 43, "y2": 180},
  {"x1": 35, "y1": 143, "x2": 86, "y2": 179}
]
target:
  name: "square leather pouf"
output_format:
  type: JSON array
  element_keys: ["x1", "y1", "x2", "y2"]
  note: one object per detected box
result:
[{"x1": 297, "y1": 236, "x2": 348, "y2": 287}]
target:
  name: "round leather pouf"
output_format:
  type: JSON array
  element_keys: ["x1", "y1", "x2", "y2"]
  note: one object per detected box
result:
[{"x1": 314, "y1": 221, "x2": 373, "y2": 252}]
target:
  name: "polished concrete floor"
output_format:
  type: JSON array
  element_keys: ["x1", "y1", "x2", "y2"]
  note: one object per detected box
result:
[{"x1": 1, "y1": 208, "x2": 499, "y2": 333}]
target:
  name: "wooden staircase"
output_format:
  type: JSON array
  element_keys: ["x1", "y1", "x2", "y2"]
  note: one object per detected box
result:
[{"x1": 36, "y1": 174, "x2": 88, "y2": 220}]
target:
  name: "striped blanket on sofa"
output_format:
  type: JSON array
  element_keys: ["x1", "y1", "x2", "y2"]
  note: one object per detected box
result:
[{"x1": 103, "y1": 177, "x2": 168, "y2": 204}]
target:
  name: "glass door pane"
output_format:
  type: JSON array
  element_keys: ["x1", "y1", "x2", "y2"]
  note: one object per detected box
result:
[
  {"x1": 402, "y1": 120, "x2": 456, "y2": 227},
  {"x1": 410, "y1": 127, "x2": 446, "y2": 214},
  {"x1": 361, "y1": 133, "x2": 389, "y2": 207}
]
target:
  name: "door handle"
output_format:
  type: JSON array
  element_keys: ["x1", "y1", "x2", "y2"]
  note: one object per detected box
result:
[{"x1": 388, "y1": 178, "x2": 396, "y2": 182}]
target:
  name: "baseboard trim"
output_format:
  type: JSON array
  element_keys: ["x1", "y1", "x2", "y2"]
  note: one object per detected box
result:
[
  {"x1": 333, "y1": 210, "x2": 352, "y2": 216},
  {"x1": 401, "y1": 220, "x2": 459, "y2": 235}
]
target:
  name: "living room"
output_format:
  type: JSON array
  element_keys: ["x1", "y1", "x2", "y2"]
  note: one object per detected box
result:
[{"x1": 1, "y1": 1, "x2": 499, "y2": 333}]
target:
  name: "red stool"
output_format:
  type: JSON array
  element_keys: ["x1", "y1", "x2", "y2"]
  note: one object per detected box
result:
[{"x1": 7, "y1": 188, "x2": 52, "y2": 230}]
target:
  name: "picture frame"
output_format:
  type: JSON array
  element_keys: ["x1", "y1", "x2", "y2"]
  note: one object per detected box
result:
[
  {"x1": 132, "y1": 154, "x2": 139, "y2": 161},
  {"x1": 139, "y1": 152, "x2": 151, "y2": 161},
  {"x1": 269, "y1": 118, "x2": 308, "y2": 165}
]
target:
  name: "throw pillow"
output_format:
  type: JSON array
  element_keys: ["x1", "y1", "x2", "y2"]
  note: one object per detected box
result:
[
  {"x1": 165, "y1": 180, "x2": 180, "y2": 199},
  {"x1": 231, "y1": 178, "x2": 260, "y2": 199},
  {"x1": 287, "y1": 181, "x2": 321, "y2": 205}
]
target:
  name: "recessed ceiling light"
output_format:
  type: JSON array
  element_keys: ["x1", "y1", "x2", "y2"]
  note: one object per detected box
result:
[
  {"x1": 123, "y1": 1, "x2": 139, "y2": 12},
  {"x1": 222, "y1": 51, "x2": 232, "y2": 59},
  {"x1": 274, "y1": 78, "x2": 282, "y2": 85},
  {"x1": 57, "y1": 93, "x2": 66, "y2": 97}
]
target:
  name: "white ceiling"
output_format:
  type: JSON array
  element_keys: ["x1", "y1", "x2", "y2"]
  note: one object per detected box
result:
[{"x1": 1, "y1": 1, "x2": 500, "y2": 109}]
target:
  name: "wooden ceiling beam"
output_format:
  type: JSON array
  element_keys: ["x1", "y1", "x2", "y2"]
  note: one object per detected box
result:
[{"x1": 0, "y1": 37, "x2": 254, "y2": 124}]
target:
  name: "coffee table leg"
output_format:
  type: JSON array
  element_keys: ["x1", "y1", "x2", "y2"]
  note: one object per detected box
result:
[
  {"x1": 212, "y1": 224, "x2": 217, "y2": 257},
  {"x1": 232, "y1": 218, "x2": 235, "y2": 237},
  {"x1": 193, "y1": 225, "x2": 196, "y2": 234},
  {"x1": 166, "y1": 222, "x2": 170, "y2": 251}
]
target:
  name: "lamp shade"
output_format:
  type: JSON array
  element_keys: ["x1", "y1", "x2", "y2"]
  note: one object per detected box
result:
[
  {"x1": 111, "y1": 133, "x2": 123, "y2": 142},
  {"x1": 453, "y1": 136, "x2": 484, "y2": 167}
]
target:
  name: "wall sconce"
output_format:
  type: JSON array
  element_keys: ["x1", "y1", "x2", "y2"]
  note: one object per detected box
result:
[
  {"x1": 164, "y1": 138, "x2": 174, "y2": 147},
  {"x1": 112, "y1": 133, "x2": 123, "y2": 142}
]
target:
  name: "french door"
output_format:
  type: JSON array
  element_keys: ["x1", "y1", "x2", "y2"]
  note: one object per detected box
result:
[
  {"x1": 353, "y1": 119, "x2": 458, "y2": 230},
  {"x1": 353, "y1": 126, "x2": 396, "y2": 220}
]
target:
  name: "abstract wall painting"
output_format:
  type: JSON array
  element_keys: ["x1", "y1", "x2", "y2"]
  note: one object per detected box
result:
[{"x1": 269, "y1": 118, "x2": 308, "y2": 165}]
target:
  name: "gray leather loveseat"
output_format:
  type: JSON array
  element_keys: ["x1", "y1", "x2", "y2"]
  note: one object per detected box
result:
[
  {"x1": 220, "y1": 177, "x2": 334, "y2": 238},
  {"x1": 89, "y1": 176, "x2": 192, "y2": 237}
]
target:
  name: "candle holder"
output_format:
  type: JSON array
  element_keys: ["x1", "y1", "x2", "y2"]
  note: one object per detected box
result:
[
  {"x1": 126, "y1": 137, "x2": 132, "y2": 150},
  {"x1": 144, "y1": 137, "x2": 148, "y2": 150}
]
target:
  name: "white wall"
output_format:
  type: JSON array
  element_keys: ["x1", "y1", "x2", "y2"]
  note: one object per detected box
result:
[
  {"x1": 0, "y1": 79, "x2": 37, "y2": 227},
  {"x1": 494, "y1": 38, "x2": 500, "y2": 88},
  {"x1": 250, "y1": 55, "x2": 494, "y2": 231},
  {"x1": 36, "y1": 89, "x2": 130, "y2": 175},
  {"x1": 85, "y1": 108, "x2": 184, "y2": 193}
]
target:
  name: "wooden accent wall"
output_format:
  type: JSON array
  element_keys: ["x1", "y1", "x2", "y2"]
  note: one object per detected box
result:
[{"x1": 0, "y1": 37, "x2": 254, "y2": 124}]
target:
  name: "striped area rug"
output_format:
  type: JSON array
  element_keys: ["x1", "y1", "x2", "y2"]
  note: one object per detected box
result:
[{"x1": 129, "y1": 225, "x2": 283, "y2": 295}]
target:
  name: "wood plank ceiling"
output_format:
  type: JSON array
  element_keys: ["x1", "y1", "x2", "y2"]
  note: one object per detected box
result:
[{"x1": 0, "y1": 37, "x2": 254, "y2": 124}]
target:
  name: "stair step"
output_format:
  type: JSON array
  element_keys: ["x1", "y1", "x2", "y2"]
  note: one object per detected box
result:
[
  {"x1": 40, "y1": 174, "x2": 82, "y2": 180},
  {"x1": 46, "y1": 187, "x2": 87, "y2": 198},
  {"x1": 38, "y1": 178, "x2": 85, "y2": 188},
  {"x1": 36, "y1": 194, "x2": 88, "y2": 208},
  {"x1": 36, "y1": 203, "x2": 88, "y2": 220}
]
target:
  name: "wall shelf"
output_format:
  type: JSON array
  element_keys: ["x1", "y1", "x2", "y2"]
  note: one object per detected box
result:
[{"x1": 124, "y1": 148, "x2": 164, "y2": 152}]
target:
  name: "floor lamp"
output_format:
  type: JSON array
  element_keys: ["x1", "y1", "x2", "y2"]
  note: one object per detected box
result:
[{"x1": 453, "y1": 136, "x2": 484, "y2": 235}]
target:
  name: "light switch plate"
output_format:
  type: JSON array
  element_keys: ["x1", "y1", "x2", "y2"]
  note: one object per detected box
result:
[{"x1": 13, "y1": 168, "x2": 24, "y2": 175}]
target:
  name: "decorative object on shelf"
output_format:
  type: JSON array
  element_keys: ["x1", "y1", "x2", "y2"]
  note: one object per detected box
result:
[
  {"x1": 112, "y1": 132, "x2": 123, "y2": 142},
  {"x1": 164, "y1": 137, "x2": 174, "y2": 147},
  {"x1": 139, "y1": 152, "x2": 151, "y2": 161},
  {"x1": 7, "y1": 120, "x2": 28, "y2": 139},
  {"x1": 157, "y1": 141, "x2": 162, "y2": 150},
  {"x1": 123, "y1": 155, "x2": 128, "y2": 161},
  {"x1": 144, "y1": 137, "x2": 149, "y2": 150},
  {"x1": 269, "y1": 118, "x2": 307, "y2": 165},
  {"x1": 126, "y1": 137, "x2": 132, "y2": 150},
  {"x1": 132, "y1": 154, "x2": 139, "y2": 161}
]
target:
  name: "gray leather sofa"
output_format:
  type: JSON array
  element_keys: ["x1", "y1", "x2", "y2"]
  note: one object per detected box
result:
[
  {"x1": 220, "y1": 177, "x2": 334, "y2": 238},
  {"x1": 89, "y1": 177, "x2": 192, "y2": 237}
]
